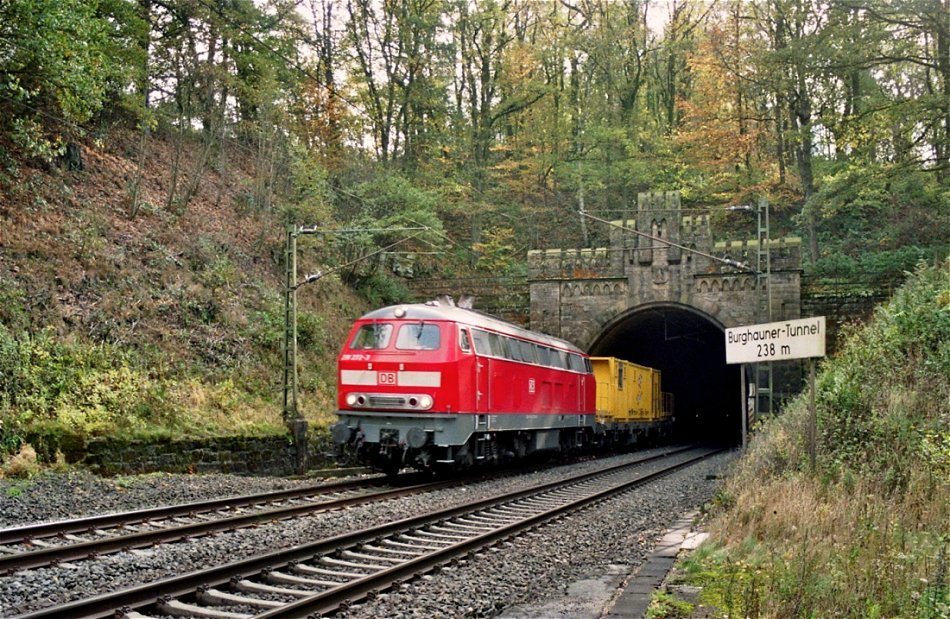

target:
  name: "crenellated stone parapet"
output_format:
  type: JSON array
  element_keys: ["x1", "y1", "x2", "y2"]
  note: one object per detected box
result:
[
  {"x1": 527, "y1": 247, "x2": 622, "y2": 280},
  {"x1": 529, "y1": 191, "x2": 803, "y2": 345},
  {"x1": 712, "y1": 237, "x2": 802, "y2": 272}
]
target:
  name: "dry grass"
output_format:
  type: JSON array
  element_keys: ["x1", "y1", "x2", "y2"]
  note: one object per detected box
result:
[
  {"x1": 709, "y1": 456, "x2": 949, "y2": 615},
  {"x1": 700, "y1": 391, "x2": 949, "y2": 617},
  {"x1": 1, "y1": 443, "x2": 41, "y2": 479}
]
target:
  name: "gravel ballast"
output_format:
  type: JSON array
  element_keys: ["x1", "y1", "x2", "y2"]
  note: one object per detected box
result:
[
  {"x1": 0, "y1": 470, "x2": 325, "y2": 529},
  {"x1": 0, "y1": 449, "x2": 733, "y2": 617}
]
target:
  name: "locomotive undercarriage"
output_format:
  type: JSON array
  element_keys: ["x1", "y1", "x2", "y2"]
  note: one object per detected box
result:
[{"x1": 331, "y1": 411, "x2": 600, "y2": 474}]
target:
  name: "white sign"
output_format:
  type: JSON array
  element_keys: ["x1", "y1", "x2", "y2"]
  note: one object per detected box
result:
[{"x1": 725, "y1": 316, "x2": 826, "y2": 364}]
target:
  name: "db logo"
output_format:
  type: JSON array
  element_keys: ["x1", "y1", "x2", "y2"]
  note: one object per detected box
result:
[
  {"x1": 378, "y1": 372, "x2": 397, "y2": 385},
  {"x1": 528, "y1": 378, "x2": 536, "y2": 394}
]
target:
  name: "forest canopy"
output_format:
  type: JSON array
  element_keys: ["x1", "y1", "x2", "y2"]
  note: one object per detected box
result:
[{"x1": 1, "y1": 0, "x2": 947, "y2": 282}]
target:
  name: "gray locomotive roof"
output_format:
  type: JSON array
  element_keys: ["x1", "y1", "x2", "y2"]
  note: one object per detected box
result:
[{"x1": 359, "y1": 303, "x2": 585, "y2": 354}]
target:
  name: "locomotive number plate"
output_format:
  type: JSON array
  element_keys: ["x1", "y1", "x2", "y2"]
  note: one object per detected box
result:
[{"x1": 378, "y1": 371, "x2": 397, "y2": 385}]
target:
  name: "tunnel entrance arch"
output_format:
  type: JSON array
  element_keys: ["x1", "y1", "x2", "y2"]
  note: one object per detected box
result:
[{"x1": 588, "y1": 303, "x2": 741, "y2": 446}]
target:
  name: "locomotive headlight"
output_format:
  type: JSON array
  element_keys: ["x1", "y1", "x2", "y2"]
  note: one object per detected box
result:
[
  {"x1": 419, "y1": 395, "x2": 433, "y2": 410},
  {"x1": 346, "y1": 393, "x2": 365, "y2": 407},
  {"x1": 393, "y1": 306, "x2": 407, "y2": 318}
]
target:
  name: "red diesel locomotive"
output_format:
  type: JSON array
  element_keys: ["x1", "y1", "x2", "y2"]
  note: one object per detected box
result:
[{"x1": 330, "y1": 301, "x2": 597, "y2": 473}]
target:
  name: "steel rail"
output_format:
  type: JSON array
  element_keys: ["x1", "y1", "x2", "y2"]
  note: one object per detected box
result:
[
  {"x1": 11, "y1": 446, "x2": 708, "y2": 619},
  {"x1": 0, "y1": 476, "x2": 457, "y2": 573},
  {"x1": 261, "y1": 448, "x2": 722, "y2": 618},
  {"x1": 1, "y1": 475, "x2": 390, "y2": 544}
]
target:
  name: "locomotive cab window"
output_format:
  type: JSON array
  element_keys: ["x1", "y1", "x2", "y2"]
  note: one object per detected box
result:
[
  {"x1": 350, "y1": 323, "x2": 393, "y2": 349},
  {"x1": 396, "y1": 323, "x2": 441, "y2": 350},
  {"x1": 458, "y1": 327, "x2": 472, "y2": 353}
]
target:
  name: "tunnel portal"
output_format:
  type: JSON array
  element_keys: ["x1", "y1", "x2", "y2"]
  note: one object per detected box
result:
[
  {"x1": 588, "y1": 304, "x2": 741, "y2": 446},
  {"x1": 528, "y1": 191, "x2": 803, "y2": 446}
]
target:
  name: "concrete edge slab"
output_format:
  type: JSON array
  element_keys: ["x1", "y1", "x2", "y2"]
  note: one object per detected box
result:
[{"x1": 603, "y1": 511, "x2": 701, "y2": 619}]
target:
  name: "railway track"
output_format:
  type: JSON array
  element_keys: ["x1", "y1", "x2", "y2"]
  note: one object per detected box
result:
[
  {"x1": 13, "y1": 446, "x2": 720, "y2": 619},
  {"x1": 0, "y1": 473, "x2": 459, "y2": 573}
]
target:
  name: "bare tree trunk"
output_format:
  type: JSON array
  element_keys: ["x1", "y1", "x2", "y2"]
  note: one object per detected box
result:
[
  {"x1": 793, "y1": 73, "x2": 818, "y2": 265},
  {"x1": 127, "y1": 123, "x2": 150, "y2": 219},
  {"x1": 166, "y1": 118, "x2": 184, "y2": 212},
  {"x1": 578, "y1": 176, "x2": 589, "y2": 247}
]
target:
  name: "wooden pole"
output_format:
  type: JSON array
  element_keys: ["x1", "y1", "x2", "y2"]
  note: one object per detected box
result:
[
  {"x1": 740, "y1": 365, "x2": 747, "y2": 450},
  {"x1": 809, "y1": 358, "x2": 817, "y2": 472}
]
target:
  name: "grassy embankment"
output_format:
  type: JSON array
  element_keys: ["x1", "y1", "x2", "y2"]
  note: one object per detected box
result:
[
  {"x1": 652, "y1": 263, "x2": 949, "y2": 618},
  {"x1": 0, "y1": 131, "x2": 367, "y2": 474}
]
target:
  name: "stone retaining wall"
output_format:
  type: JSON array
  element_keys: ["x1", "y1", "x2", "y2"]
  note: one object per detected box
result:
[
  {"x1": 81, "y1": 435, "x2": 301, "y2": 475},
  {"x1": 24, "y1": 429, "x2": 336, "y2": 476}
]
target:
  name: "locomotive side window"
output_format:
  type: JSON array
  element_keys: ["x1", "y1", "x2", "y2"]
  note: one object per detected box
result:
[
  {"x1": 469, "y1": 327, "x2": 589, "y2": 373},
  {"x1": 537, "y1": 346, "x2": 552, "y2": 367},
  {"x1": 510, "y1": 339, "x2": 523, "y2": 361},
  {"x1": 396, "y1": 323, "x2": 441, "y2": 350},
  {"x1": 472, "y1": 329, "x2": 491, "y2": 355},
  {"x1": 458, "y1": 327, "x2": 472, "y2": 353},
  {"x1": 489, "y1": 332, "x2": 511, "y2": 359},
  {"x1": 521, "y1": 341, "x2": 540, "y2": 364},
  {"x1": 350, "y1": 323, "x2": 393, "y2": 349}
]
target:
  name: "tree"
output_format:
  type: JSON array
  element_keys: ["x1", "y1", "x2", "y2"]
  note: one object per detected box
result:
[
  {"x1": 344, "y1": 0, "x2": 447, "y2": 166},
  {"x1": 0, "y1": 0, "x2": 144, "y2": 161}
]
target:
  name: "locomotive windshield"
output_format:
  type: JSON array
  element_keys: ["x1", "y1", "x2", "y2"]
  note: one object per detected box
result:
[
  {"x1": 350, "y1": 323, "x2": 393, "y2": 349},
  {"x1": 395, "y1": 323, "x2": 441, "y2": 350}
]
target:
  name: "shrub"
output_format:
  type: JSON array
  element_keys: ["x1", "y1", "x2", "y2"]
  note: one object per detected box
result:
[
  {"x1": 296, "y1": 310, "x2": 326, "y2": 353},
  {"x1": 246, "y1": 305, "x2": 284, "y2": 351},
  {"x1": 353, "y1": 273, "x2": 411, "y2": 306},
  {"x1": 0, "y1": 326, "x2": 176, "y2": 443},
  {"x1": 815, "y1": 262, "x2": 949, "y2": 485}
]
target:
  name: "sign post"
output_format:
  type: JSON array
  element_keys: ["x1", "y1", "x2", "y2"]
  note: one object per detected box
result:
[{"x1": 725, "y1": 317, "x2": 826, "y2": 464}]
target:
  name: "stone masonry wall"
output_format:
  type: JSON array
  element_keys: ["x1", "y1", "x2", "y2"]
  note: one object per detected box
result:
[{"x1": 81, "y1": 435, "x2": 300, "y2": 476}]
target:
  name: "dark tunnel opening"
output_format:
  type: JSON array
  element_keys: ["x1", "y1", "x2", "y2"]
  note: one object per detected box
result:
[{"x1": 588, "y1": 303, "x2": 742, "y2": 446}]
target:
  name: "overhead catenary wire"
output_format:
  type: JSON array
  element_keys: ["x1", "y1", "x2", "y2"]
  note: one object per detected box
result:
[{"x1": 295, "y1": 230, "x2": 426, "y2": 289}]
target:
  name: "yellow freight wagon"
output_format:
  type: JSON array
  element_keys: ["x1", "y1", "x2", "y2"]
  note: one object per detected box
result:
[{"x1": 591, "y1": 357, "x2": 672, "y2": 423}]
